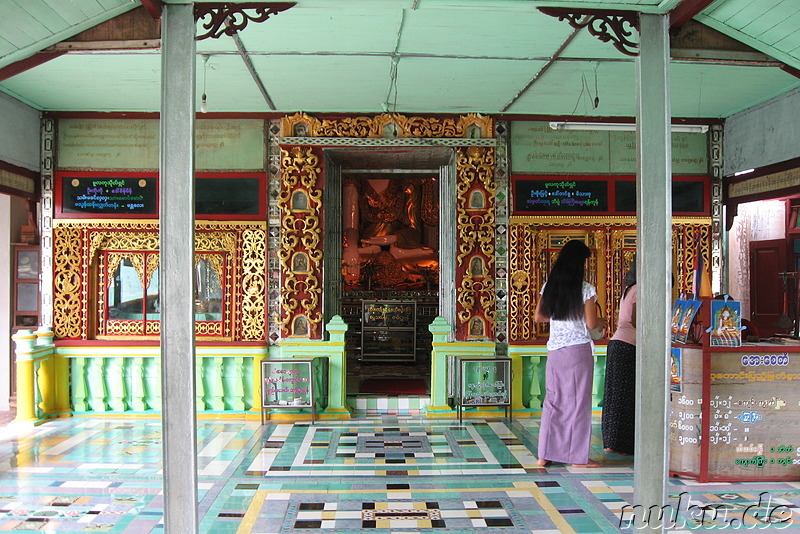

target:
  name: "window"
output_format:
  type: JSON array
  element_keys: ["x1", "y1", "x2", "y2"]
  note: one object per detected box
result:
[
  {"x1": 100, "y1": 251, "x2": 225, "y2": 338},
  {"x1": 194, "y1": 257, "x2": 223, "y2": 320}
]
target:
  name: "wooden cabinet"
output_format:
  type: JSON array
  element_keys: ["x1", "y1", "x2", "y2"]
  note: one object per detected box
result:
[{"x1": 12, "y1": 245, "x2": 40, "y2": 329}]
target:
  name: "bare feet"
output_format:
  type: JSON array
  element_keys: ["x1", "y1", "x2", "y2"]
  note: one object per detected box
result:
[
  {"x1": 604, "y1": 447, "x2": 633, "y2": 456},
  {"x1": 571, "y1": 459, "x2": 602, "y2": 468},
  {"x1": 536, "y1": 458, "x2": 551, "y2": 467}
]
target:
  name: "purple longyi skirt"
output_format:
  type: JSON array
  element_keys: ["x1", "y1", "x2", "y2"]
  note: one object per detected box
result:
[{"x1": 537, "y1": 342, "x2": 594, "y2": 465}]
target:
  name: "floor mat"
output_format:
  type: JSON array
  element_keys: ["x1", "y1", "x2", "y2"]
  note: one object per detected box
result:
[{"x1": 359, "y1": 378, "x2": 428, "y2": 395}]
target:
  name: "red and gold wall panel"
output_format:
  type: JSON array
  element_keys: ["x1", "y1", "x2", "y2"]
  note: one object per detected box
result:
[
  {"x1": 277, "y1": 146, "x2": 324, "y2": 339},
  {"x1": 455, "y1": 146, "x2": 497, "y2": 340},
  {"x1": 52, "y1": 220, "x2": 266, "y2": 341},
  {"x1": 507, "y1": 217, "x2": 710, "y2": 342}
]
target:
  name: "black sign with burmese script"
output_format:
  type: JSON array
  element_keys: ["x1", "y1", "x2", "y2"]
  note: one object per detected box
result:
[
  {"x1": 62, "y1": 176, "x2": 157, "y2": 215},
  {"x1": 363, "y1": 301, "x2": 415, "y2": 328},
  {"x1": 514, "y1": 179, "x2": 608, "y2": 213}
]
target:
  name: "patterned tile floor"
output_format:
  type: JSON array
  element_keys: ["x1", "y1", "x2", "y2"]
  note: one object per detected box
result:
[{"x1": 0, "y1": 415, "x2": 798, "y2": 532}]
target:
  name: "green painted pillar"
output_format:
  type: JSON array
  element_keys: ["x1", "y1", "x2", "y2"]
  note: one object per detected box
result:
[
  {"x1": 426, "y1": 317, "x2": 456, "y2": 417},
  {"x1": 593, "y1": 351, "x2": 607, "y2": 409},
  {"x1": 128, "y1": 358, "x2": 147, "y2": 411},
  {"x1": 508, "y1": 352, "x2": 532, "y2": 415},
  {"x1": 324, "y1": 315, "x2": 350, "y2": 417},
  {"x1": 86, "y1": 358, "x2": 106, "y2": 412},
  {"x1": 71, "y1": 358, "x2": 89, "y2": 412},
  {"x1": 205, "y1": 357, "x2": 225, "y2": 410},
  {"x1": 223, "y1": 357, "x2": 245, "y2": 411},
  {"x1": 195, "y1": 358, "x2": 206, "y2": 411},
  {"x1": 11, "y1": 330, "x2": 38, "y2": 425},
  {"x1": 531, "y1": 357, "x2": 546, "y2": 410},
  {"x1": 105, "y1": 357, "x2": 125, "y2": 411},
  {"x1": 143, "y1": 357, "x2": 160, "y2": 411}
]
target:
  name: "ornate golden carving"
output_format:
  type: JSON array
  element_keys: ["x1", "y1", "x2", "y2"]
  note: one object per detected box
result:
[
  {"x1": 239, "y1": 228, "x2": 267, "y2": 341},
  {"x1": 90, "y1": 231, "x2": 159, "y2": 261},
  {"x1": 196, "y1": 253, "x2": 224, "y2": 280},
  {"x1": 509, "y1": 224, "x2": 536, "y2": 341},
  {"x1": 195, "y1": 321, "x2": 223, "y2": 337},
  {"x1": 507, "y1": 219, "x2": 711, "y2": 341},
  {"x1": 196, "y1": 231, "x2": 238, "y2": 253},
  {"x1": 144, "y1": 254, "x2": 159, "y2": 289},
  {"x1": 510, "y1": 215, "x2": 711, "y2": 227},
  {"x1": 145, "y1": 321, "x2": 160, "y2": 336},
  {"x1": 673, "y1": 223, "x2": 711, "y2": 295},
  {"x1": 53, "y1": 225, "x2": 86, "y2": 339},
  {"x1": 605, "y1": 229, "x2": 637, "y2": 333},
  {"x1": 105, "y1": 320, "x2": 144, "y2": 336},
  {"x1": 280, "y1": 112, "x2": 493, "y2": 139},
  {"x1": 278, "y1": 147, "x2": 323, "y2": 338},
  {"x1": 455, "y1": 147, "x2": 497, "y2": 335},
  {"x1": 52, "y1": 220, "x2": 266, "y2": 341}
]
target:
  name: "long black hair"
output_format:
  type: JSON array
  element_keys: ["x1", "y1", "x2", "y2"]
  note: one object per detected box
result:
[
  {"x1": 622, "y1": 257, "x2": 636, "y2": 297},
  {"x1": 540, "y1": 240, "x2": 591, "y2": 320}
]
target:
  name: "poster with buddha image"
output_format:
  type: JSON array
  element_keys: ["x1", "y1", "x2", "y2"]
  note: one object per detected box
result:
[{"x1": 710, "y1": 299, "x2": 742, "y2": 347}]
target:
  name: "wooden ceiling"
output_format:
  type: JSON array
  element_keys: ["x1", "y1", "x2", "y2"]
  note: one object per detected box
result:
[{"x1": 0, "y1": 0, "x2": 798, "y2": 118}]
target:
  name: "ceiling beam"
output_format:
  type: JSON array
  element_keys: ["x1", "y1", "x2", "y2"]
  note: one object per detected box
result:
[
  {"x1": 502, "y1": 25, "x2": 584, "y2": 113},
  {"x1": 51, "y1": 40, "x2": 160, "y2": 51},
  {"x1": 781, "y1": 65, "x2": 800, "y2": 80},
  {"x1": 670, "y1": 0, "x2": 716, "y2": 29},
  {"x1": 1, "y1": 7, "x2": 159, "y2": 82},
  {"x1": 140, "y1": 0, "x2": 164, "y2": 20},
  {"x1": 226, "y1": 24, "x2": 277, "y2": 110},
  {"x1": 0, "y1": 51, "x2": 66, "y2": 83}
]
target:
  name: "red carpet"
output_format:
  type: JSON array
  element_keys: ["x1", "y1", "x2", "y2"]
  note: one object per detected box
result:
[{"x1": 359, "y1": 378, "x2": 427, "y2": 395}]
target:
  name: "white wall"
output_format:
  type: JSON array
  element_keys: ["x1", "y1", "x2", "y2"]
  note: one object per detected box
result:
[
  {"x1": 0, "y1": 195, "x2": 30, "y2": 411},
  {"x1": 724, "y1": 86, "x2": 800, "y2": 176},
  {"x1": 728, "y1": 199, "x2": 786, "y2": 320},
  {"x1": 0, "y1": 93, "x2": 40, "y2": 412},
  {"x1": 0, "y1": 92, "x2": 40, "y2": 171},
  {"x1": 0, "y1": 195, "x2": 10, "y2": 412}
]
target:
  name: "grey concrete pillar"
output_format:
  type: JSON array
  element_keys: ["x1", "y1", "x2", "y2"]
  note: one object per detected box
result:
[
  {"x1": 634, "y1": 12, "x2": 672, "y2": 533},
  {"x1": 160, "y1": 2, "x2": 199, "y2": 532}
]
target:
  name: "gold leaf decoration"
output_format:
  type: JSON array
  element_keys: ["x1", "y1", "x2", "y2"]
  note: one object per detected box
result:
[
  {"x1": 52, "y1": 220, "x2": 266, "y2": 341},
  {"x1": 454, "y1": 146, "x2": 496, "y2": 336},
  {"x1": 278, "y1": 146, "x2": 323, "y2": 338},
  {"x1": 506, "y1": 217, "x2": 710, "y2": 341},
  {"x1": 280, "y1": 113, "x2": 493, "y2": 139}
]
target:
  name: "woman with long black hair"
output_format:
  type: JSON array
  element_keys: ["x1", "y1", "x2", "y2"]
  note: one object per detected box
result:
[{"x1": 534, "y1": 240, "x2": 606, "y2": 468}]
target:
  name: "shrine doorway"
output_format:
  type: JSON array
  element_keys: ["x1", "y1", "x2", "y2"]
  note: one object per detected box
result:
[{"x1": 322, "y1": 147, "x2": 454, "y2": 397}]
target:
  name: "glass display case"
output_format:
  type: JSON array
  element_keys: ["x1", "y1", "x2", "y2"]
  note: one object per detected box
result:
[
  {"x1": 261, "y1": 358, "x2": 328, "y2": 423},
  {"x1": 12, "y1": 246, "x2": 40, "y2": 328},
  {"x1": 456, "y1": 357, "x2": 512, "y2": 422},
  {"x1": 361, "y1": 300, "x2": 416, "y2": 362}
]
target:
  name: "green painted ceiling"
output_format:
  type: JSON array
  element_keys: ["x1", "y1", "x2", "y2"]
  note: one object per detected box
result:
[{"x1": 0, "y1": 0, "x2": 798, "y2": 118}]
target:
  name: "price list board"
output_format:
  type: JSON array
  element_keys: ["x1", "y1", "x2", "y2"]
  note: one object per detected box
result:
[
  {"x1": 671, "y1": 346, "x2": 800, "y2": 482},
  {"x1": 706, "y1": 350, "x2": 800, "y2": 481},
  {"x1": 669, "y1": 348, "x2": 703, "y2": 477}
]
